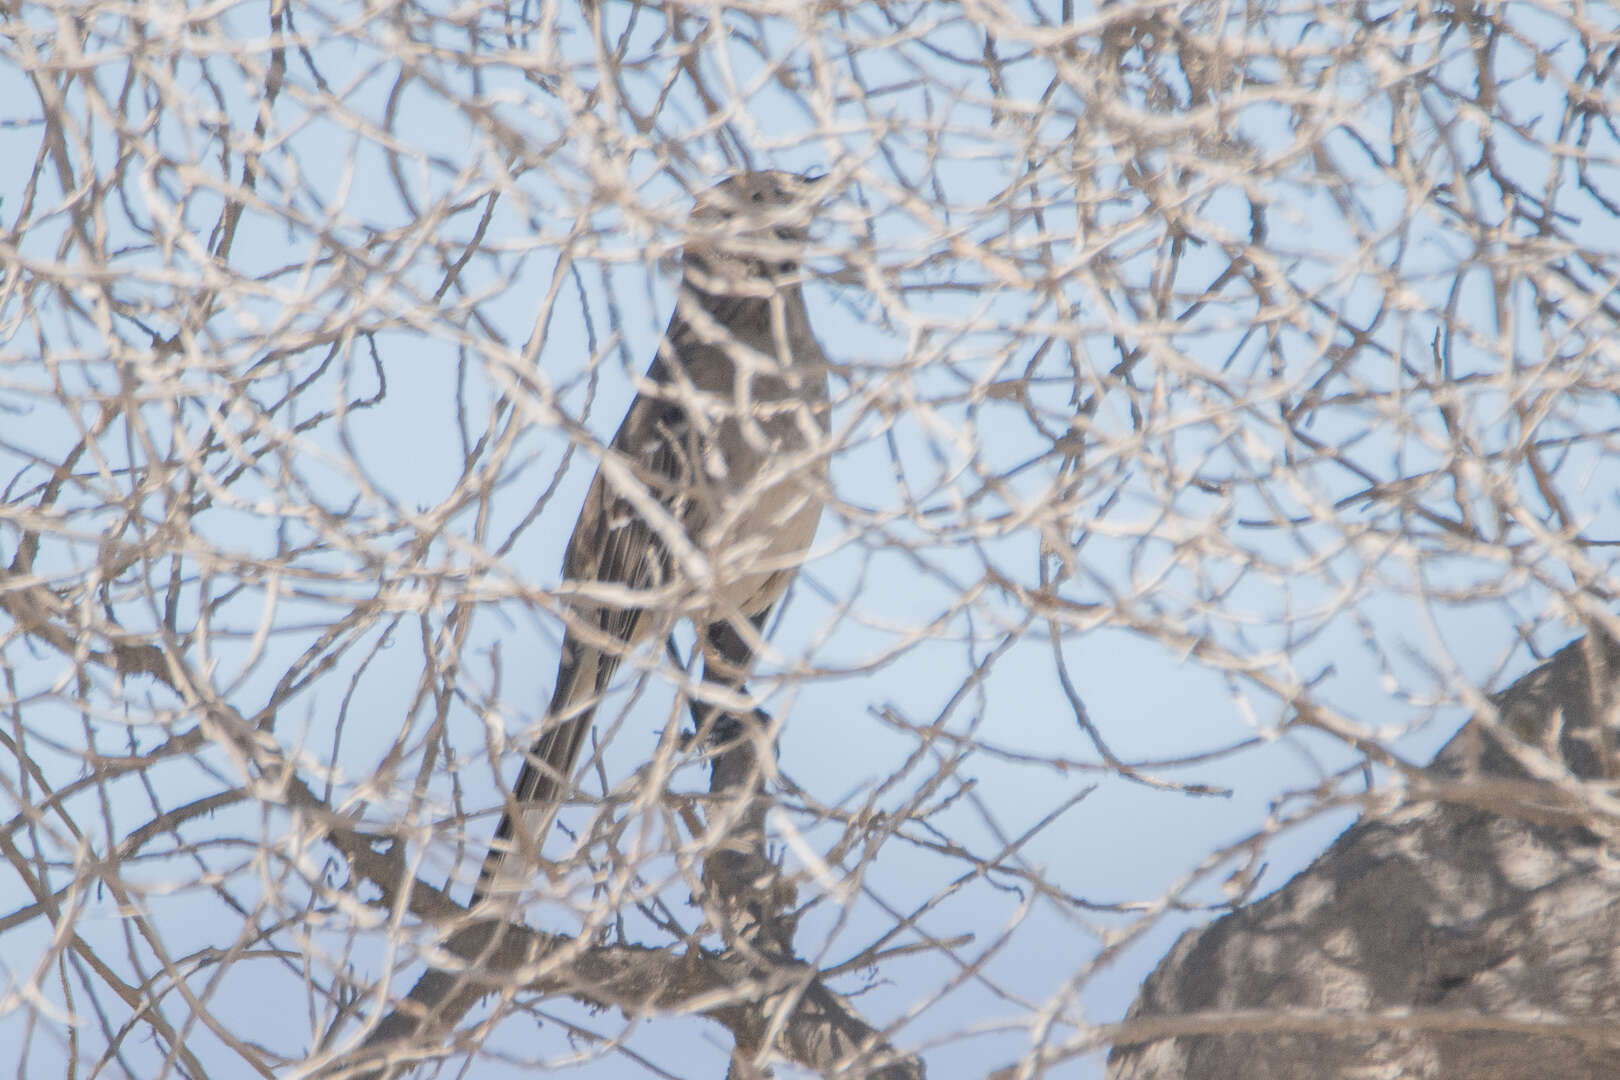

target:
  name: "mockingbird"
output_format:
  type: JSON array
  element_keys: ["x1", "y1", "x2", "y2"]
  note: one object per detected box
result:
[{"x1": 473, "y1": 171, "x2": 831, "y2": 906}]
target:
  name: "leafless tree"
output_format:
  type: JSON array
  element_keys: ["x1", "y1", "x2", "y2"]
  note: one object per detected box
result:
[{"x1": 2, "y1": 0, "x2": 1618, "y2": 1077}]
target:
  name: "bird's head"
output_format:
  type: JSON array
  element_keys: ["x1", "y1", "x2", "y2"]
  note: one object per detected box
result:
[{"x1": 681, "y1": 170, "x2": 826, "y2": 295}]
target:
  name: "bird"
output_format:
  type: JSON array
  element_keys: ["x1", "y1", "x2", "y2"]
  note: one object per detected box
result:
[{"x1": 471, "y1": 171, "x2": 831, "y2": 908}]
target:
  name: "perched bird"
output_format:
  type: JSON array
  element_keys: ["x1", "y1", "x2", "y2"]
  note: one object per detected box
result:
[{"x1": 473, "y1": 171, "x2": 831, "y2": 907}]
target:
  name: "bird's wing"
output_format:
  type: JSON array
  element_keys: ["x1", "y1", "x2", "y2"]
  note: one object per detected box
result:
[{"x1": 473, "y1": 371, "x2": 699, "y2": 906}]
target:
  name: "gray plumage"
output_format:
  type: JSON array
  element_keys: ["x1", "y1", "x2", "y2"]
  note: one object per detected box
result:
[{"x1": 473, "y1": 172, "x2": 830, "y2": 906}]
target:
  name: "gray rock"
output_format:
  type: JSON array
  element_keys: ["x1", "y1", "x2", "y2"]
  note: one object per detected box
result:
[{"x1": 1109, "y1": 635, "x2": 1620, "y2": 1080}]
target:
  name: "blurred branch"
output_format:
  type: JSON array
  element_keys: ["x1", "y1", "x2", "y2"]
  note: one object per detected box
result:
[{"x1": 325, "y1": 704, "x2": 920, "y2": 1080}]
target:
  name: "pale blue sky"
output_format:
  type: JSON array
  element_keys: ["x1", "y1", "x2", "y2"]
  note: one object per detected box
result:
[{"x1": 2, "y1": 1, "x2": 1618, "y2": 1077}]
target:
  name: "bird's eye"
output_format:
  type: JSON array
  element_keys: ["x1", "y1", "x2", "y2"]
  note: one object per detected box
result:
[{"x1": 751, "y1": 191, "x2": 764, "y2": 203}]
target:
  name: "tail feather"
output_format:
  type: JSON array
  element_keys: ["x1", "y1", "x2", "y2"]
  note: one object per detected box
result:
[{"x1": 471, "y1": 635, "x2": 615, "y2": 907}]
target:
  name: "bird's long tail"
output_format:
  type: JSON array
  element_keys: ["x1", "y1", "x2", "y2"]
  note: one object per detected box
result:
[{"x1": 471, "y1": 634, "x2": 614, "y2": 907}]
